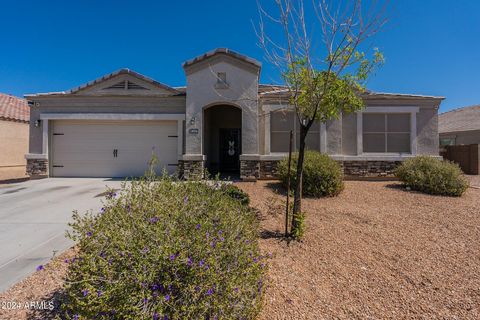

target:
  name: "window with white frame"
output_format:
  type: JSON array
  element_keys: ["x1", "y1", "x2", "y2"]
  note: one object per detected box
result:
[
  {"x1": 270, "y1": 110, "x2": 320, "y2": 152},
  {"x1": 363, "y1": 113, "x2": 411, "y2": 153}
]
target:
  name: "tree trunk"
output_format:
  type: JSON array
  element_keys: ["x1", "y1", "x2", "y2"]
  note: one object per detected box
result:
[{"x1": 292, "y1": 124, "x2": 307, "y2": 233}]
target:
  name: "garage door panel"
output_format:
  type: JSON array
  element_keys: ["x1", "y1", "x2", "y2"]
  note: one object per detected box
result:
[
  {"x1": 53, "y1": 144, "x2": 178, "y2": 155},
  {"x1": 51, "y1": 120, "x2": 179, "y2": 177},
  {"x1": 52, "y1": 149, "x2": 179, "y2": 162},
  {"x1": 52, "y1": 132, "x2": 177, "y2": 142},
  {"x1": 53, "y1": 122, "x2": 176, "y2": 134}
]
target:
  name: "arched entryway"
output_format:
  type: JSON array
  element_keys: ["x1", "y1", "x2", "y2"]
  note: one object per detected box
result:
[{"x1": 203, "y1": 104, "x2": 242, "y2": 175}]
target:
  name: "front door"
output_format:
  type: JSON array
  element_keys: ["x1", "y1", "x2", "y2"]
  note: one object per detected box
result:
[{"x1": 219, "y1": 128, "x2": 241, "y2": 172}]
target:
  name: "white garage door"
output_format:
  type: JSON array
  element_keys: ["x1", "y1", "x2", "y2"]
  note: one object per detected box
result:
[{"x1": 51, "y1": 120, "x2": 178, "y2": 177}]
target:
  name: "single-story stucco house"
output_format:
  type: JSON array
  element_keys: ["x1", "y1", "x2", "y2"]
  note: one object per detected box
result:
[
  {"x1": 439, "y1": 105, "x2": 480, "y2": 146},
  {"x1": 0, "y1": 93, "x2": 30, "y2": 181},
  {"x1": 25, "y1": 48, "x2": 444, "y2": 180}
]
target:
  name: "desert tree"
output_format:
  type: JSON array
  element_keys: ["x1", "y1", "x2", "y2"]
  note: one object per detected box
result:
[{"x1": 256, "y1": 0, "x2": 388, "y2": 237}]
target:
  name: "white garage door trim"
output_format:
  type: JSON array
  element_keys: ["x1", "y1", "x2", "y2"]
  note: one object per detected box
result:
[
  {"x1": 40, "y1": 113, "x2": 185, "y2": 121},
  {"x1": 50, "y1": 120, "x2": 180, "y2": 178}
]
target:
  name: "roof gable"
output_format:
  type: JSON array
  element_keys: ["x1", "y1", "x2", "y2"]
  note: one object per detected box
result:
[
  {"x1": 183, "y1": 48, "x2": 261, "y2": 75},
  {"x1": 67, "y1": 69, "x2": 180, "y2": 96}
]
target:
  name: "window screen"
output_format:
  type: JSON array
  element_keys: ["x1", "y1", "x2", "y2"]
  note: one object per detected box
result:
[
  {"x1": 363, "y1": 113, "x2": 411, "y2": 153},
  {"x1": 270, "y1": 110, "x2": 321, "y2": 152},
  {"x1": 270, "y1": 111, "x2": 294, "y2": 152}
]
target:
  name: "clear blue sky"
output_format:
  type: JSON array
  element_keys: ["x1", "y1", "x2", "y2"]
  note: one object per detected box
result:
[{"x1": 0, "y1": 1, "x2": 478, "y2": 112}]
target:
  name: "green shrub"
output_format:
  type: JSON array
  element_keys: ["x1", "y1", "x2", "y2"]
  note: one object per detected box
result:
[
  {"x1": 278, "y1": 151, "x2": 344, "y2": 198},
  {"x1": 63, "y1": 178, "x2": 266, "y2": 319},
  {"x1": 394, "y1": 156, "x2": 469, "y2": 196},
  {"x1": 221, "y1": 184, "x2": 250, "y2": 206}
]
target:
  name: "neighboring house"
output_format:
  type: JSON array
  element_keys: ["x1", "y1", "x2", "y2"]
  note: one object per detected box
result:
[
  {"x1": 439, "y1": 105, "x2": 480, "y2": 146},
  {"x1": 25, "y1": 48, "x2": 444, "y2": 180},
  {"x1": 0, "y1": 93, "x2": 30, "y2": 181}
]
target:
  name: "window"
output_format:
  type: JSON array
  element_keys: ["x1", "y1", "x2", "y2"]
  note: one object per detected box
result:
[
  {"x1": 440, "y1": 138, "x2": 455, "y2": 146},
  {"x1": 363, "y1": 113, "x2": 411, "y2": 153},
  {"x1": 270, "y1": 110, "x2": 321, "y2": 152},
  {"x1": 271, "y1": 111, "x2": 294, "y2": 152}
]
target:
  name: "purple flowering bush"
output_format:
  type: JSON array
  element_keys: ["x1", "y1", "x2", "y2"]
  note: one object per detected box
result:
[{"x1": 62, "y1": 177, "x2": 266, "y2": 319}]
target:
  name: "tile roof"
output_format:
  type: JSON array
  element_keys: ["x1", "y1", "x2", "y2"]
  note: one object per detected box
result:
[
  {"x1": 132, "y1": 84, "x2": 287, "y2": 95},
  {"x1": 66, "y1": 68, "x2": 180, "y2": 95},
  {"x1": 364, "y1": 91, "x2": 445, "y2": 100},
  {"x1": 183, "y1": 48, "x2": 262, "y2": 69},
  {"x1": 439, "y1": 105, "x2": 480, "y2": 133},
  {"x1": 25, "y1": 69, "x2": 181, "y2": 97},
  {"x1": 0, "y1": 93, "x2": 29, "y2": 123},
  {"x1": 259, "y1": 87, "x2": 444, "y2": 101}
]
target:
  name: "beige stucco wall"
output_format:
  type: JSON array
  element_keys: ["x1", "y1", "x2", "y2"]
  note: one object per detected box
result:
[
  {"x1": 342, "y1": 112, "x2": 357, "y2": 155},
  {"x1": 184, "y1": 56, "x2": 260, "y2": 157},
  {"x1": 28, "y1": 95, "x2": 186, "y2": 154},
  {"x1": 0, "y1": 120, "x2": 29, "y2": 180},
  {"x1": 262, "y1": 97, "x2": 441, "y2": 158},
  {"x1": 416, "y1": 107, "x2": 439, "y2": 155},
  {"x1": 326, "y1": 116, "x2": 342, "y2": 154},
  {"x1": 26, "y1": 71, "x2": 441, "y2": 164}
]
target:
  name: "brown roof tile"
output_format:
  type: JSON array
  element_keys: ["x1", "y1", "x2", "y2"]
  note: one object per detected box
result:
[{"x1": 0, "y1": 93, "x2": 29, "y2": 123}]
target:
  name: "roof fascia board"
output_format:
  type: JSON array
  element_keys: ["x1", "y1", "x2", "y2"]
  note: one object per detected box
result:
[
  {"x1": 66, "y1": 69, "x2": 180, "y2": 95},
  {"x1": 183, "y1": 53, "x2": 261, "y2": 76}
]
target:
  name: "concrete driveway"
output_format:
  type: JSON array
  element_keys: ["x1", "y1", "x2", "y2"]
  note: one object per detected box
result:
[{"x1": 0, "y1": 178, "x2": 123, "y2": 292}]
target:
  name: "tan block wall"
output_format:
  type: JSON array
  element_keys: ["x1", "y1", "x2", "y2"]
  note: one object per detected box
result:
[{"x1": 0, "y1": 120, "x2": 29, "y2": 180}]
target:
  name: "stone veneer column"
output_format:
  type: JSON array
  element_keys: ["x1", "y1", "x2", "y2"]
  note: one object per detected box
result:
[
  {"x1": 179, "y1": 155, "x2": 205, "y2": 180},
  {"x1": 240, "y1": 155, "x2": 261, "y2": 181},
  {"x1": 26, "y1": 157, "x2": 49, "y2": 179},
  {"x1": 259, "y1": 160, "x2": 280, "y2": 179}
]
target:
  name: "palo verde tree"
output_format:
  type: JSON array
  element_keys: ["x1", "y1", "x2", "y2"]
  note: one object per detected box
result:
[{"x1": 256, "y1": 0, "x2": 388, "y2": 237}]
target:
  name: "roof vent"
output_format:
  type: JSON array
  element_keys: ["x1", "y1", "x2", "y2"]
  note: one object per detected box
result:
[
  {"x1": 127, "y1": 81, "x2": 148, "y2": 90},
  {"x1": 103, "y1": 80, "x2": 149, "y2": 90},
  {"x1": 105, "y1": 81, "x2": 126, "y2": 89}
]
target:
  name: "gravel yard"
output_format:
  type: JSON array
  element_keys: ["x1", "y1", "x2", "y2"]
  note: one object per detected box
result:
[
  {"x1": 236, "y1": 180, "x2": 480, "y2": 320},
  {"x1": 1, "y1": 180, "x2": 479, "y2": 319},
  {"x1": 0, "y1": 249, "x2": 76, "y2": 319}
]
